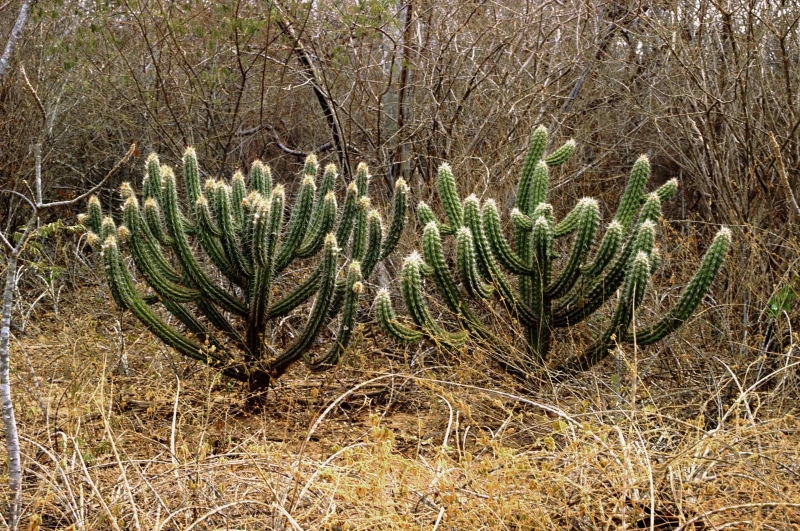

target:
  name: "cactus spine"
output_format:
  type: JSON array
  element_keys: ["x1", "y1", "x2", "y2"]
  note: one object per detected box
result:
[
  {"x1": 375, "y1": 126, "x2": 730, "y2": 374},
  {"x1": 85, "y1": 150, "x2": 407, "y2": 392}
]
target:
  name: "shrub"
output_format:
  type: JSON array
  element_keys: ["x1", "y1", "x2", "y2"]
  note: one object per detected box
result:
[
  {"x1": 82, "y1": 150, "x2": 407, "y2": 392},
  {"x1": 376, "y1": 126, "x2": 731, "y2": 376}
]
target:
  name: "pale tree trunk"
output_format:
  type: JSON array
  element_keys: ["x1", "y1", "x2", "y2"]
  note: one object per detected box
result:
[
  {"x1": 0, "y1": 3, "x2": 36, "y2": 528},
  {"x1": 0, "y1": 253, "x2": 22, "y2": 529},
  {"x1": 0, "y1": 134, "x2": 132, "y2": 529},
  {"x1": 0, "y1": 0, "x2": 33, "y2": 78}
]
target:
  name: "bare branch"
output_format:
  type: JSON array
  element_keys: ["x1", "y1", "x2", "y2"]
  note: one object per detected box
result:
[
  {"x1": 770, "y1": 131, "x2": 800, "y2": 220},
  {"x1": 0, "y1": 232, "x2": 12, "y2": 254},
  {"x1": 20, "y1": 65, "x2": 45, "y2": 124},
  {"x1": 38, "y1": 143, "x2": 137, "y2": 210},
  {"x1": 0, "y1": 0, "x2": 32, "y2": 78},
  {"x1": 0, "y1": 190, "x2": 36, "y2": 213}
]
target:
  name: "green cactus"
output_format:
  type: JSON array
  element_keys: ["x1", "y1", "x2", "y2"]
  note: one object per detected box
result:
[
  {"x1": 375, "y1": 126, "x2": 730, "y2": 375},
  {"x1": 84, "y1": 150, "x2": 407, "y2": 393}
]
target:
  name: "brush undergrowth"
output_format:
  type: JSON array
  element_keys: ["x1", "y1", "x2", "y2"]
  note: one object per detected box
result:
[{"x1": 1, "y1": 197, "x2": 798, "y2": 530}]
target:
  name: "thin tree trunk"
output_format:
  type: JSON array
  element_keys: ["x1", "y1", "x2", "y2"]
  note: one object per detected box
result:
[
  {"x1": 0, "y1": 253, "x2": 22, "y2": 530},
  {"x1": 274, "y1": 3, "x2": 352, "y2": 177},
  {"x1": 391, "y1": 0, "x2": 414, "y2": 187},
  {"x1": 0, "y1": 0, "x2": 33, "y2": 78}
]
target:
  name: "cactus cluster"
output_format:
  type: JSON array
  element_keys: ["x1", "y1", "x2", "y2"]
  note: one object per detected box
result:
[
  {"x1": 376, "y1": 126, "x2": 731, "y2": 375},
  {"x1": 83, "y1": 150, "x2": 407, "y2": 391}
]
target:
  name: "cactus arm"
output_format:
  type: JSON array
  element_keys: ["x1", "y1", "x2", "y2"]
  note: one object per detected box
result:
[
  {"x1": 482, "y1": 200, "x2": 530, "y2": 274},
  {"x1": 102, "y1": 236, "x2": 246, "y2": 380},
  {"x1": 581, "y1": 221, "x2": 623, "y2": 277},
  {"x1": 517, "y1": 127, "x2": 548, "y2": 215},
  {"x1": 546, "y1": 198, "x2": 600, "y2": 298},
  {"x1": 193, "y1": 195, "x2": 237, "y2": 280},
  {"x1": 254, "y1": 187, "x2": 284, "y2": 269},
  {"x1": 511, "y1": 208, "x2": 533, "y2": 231},
  {"x1": 553, "y1": 207, "x2": 579, "y2": 238},
  {"x1": 648, "y1": 248, "x2": 661, "y2": 274},
  {"x1": 160, "y1": 297, "x2": 230, "y2": 356},
  {"x1": 528, "y1": 215, "x2": 555, "y2": 357},
  {"x1": 303, "y1": 153, "x2": 319, "y2": 179},
  {"x1": 465, "y1": 196, "x2": 540, "y2": 327},
  {"x1": 350, "y1": 197, "x2": 370, "y2": 261},
  {"x1": 552, "y1": 220, "x2": 656, "y2": 328},
  {"x1": 240, "y1": 191, "x2": 262, "y2": 271},
  {"x1": 161, "y1": 167, "x2": 247, "y2": 316},
  {"x1": 336, "y1": 182, "x2": 359, "y2": 247},
  {"x1": 638, "y1": 193, "x2": 662, "y2": 226},
  {"x1": 516, "y1": 163, "x2": 548, "y2": 299},
  {"x1": 422, "y1": 222, "x2": 467, "y2": 314},
  {"x1": 306, "y1": 262, "x2": 363, "y2": 371},
  {"x1": 194, "y1": 193, "x2": 222, "y2": 237},
  {"x1": 375, "y1": 288, "x2": 424, "y2": 343},
  {"x1": 553, "y1": 199, "x2": 587, "y2": 238},
  {"x1": 303, "y1": 163, "x2": 338, "y2": 248},
  {"x1": 326, "y1": 279, "x2": 349, "y2": 319},
  {"x1": 463, "y1": 195, "x2": 492, "y2": 279},
  {"x1": 310, "y1": 163, "x2": 338, "y2": 222},
  {"x1": 456, "y1": 227, "x2": 494, "y2": 299},
  {"x1": 355, "y1": 161, "x2": 369, "y2": 196},
  {"x1": 144, "y1": 154, "x2": 164, "y2": 203},
  {"x1": 528, "y1": 161, "x2": 550, "y2": 213},
  {"x1": 654, "y1": 178, "x2": 679, "y2": 204},
  {"x1": 87, "y1": 196, "x2": 104, "y2": 234},
  {"x1": 212, "y1": 182, "x2": 251, "y2": 281},
  {"x1": 558, "y1": 251, "x2": 650, "y2": 374},
  {"x1": 400, "y1": 252, "x2": 468, "y2": 346},
  {"x1": 261, "y1": 188, "x2": 323, "y2": 320},
  {"x1": 123, "y1": 197, "x2": 199, "y2": 303},
  {"x1": 421, "y1": 222, "x2": 496, "y2": 342},
  {"x1": 275, "y1": 176, "x2": 316, "y2": 273},
  {"x1": 614, "y1": 155, "x2": 651, "y2": 231},
  {"x1": 100, "y1": 216, "x2": 117, "y2": 242},
  {"x1": 248, "y1": 198, "x2": 281, "y2": 361},
  {"x1": 143, "y1": 198, "x2": 174, "y2": 246},
  {"x1": 418, "y1": 201, "x2": 454, "y2": 235},
  {"x1": 544, "y1": 139, "x2": 576, "y2": 167},
  {"x1": 380, "y1": 178, "x2": 409, "y2": 260},
  {"x1": 231, "y1": 170, "x2": 247, "y2": 229},
  {"x1": 361, "y1": 210, "x2": 384, "y2": 278},
  {"x1": 268, "y1": 234, "x2": 339, "y2": 378},
  {"x1": 297, "y1": 191, "x2": 338, "y2": 259},
  {"x1": 266, "y1": 269, "x2": 322, "y2": 319},
  {"x1": 401, "y1": 252, "x2": 440, "y2": 330},
  {"x1": 249, "y1": 160, "x2": 272, "y2": 199},
  {"x1": 196, "y1": 298, "x2": 247, "y2": 350},
  {"x1": 182, "y1": 147, "x2": 203, "y2": 208},
  {"x1": 437, "y1": 163, "x2": 464, "y2": 228},
  {"x1": 109, "y1": 191, "x2": 182, "y2": 284},
  {"x1": 624, "y1": 228, "x2": 731, "y2": 345}
]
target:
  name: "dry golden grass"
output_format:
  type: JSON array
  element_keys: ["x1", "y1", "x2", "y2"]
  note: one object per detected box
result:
[{"x1": 2, "y1": 220, "x2": 799, "y2": 530}]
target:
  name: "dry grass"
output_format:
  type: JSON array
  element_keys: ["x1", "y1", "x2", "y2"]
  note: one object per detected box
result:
[{"x1": 2, "y1": 223, "x2": 799, "y2": 530}]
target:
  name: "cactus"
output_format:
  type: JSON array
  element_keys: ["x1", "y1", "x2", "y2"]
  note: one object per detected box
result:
[
  {"x1": 375, "y1": 125, "x2": 730, "y2": 375},
  {"x1": 84, "y1": 150, "x2": 407, "y2": 392}
]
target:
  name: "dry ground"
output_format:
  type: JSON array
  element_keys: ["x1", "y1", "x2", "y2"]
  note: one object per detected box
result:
[{"x1": 1, "y1": 275, "x2": 798, "y2": 531}]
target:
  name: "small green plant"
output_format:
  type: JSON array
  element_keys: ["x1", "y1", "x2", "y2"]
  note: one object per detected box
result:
[
  {"x1": 767, "y1": 283, "x2": 797, "y2": 319},
  {"x1": 376, "y1": 126, "x2": 731, "y2": 375},
  {"x1": 82, "y1": 150, "x2": 407, "y2": 392}
]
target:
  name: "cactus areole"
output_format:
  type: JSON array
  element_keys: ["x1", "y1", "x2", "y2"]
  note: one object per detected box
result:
[
  {"x1": 375, "y1": 126, "x2": 731, "y2": 376},
  {"x1": 84, "y1": 151, "x2": 408, "y2": 393}
]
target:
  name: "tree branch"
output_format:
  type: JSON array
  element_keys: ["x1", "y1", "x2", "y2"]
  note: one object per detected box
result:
[
  {"x1": 770, "y1": 131, "x2": 800, "y2": 220},
  {"x1": 272, "y1": 1, "x2": 352, "y2": 176},
  {"x1": 0, "y1": 0, "x2": 33, "y2": 79},
  {"x1": 38, "y1": 143, "x2": 136, "y2": 210}
]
